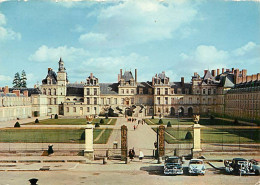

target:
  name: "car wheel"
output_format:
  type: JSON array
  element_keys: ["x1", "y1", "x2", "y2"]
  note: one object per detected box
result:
[{"x1": 255, "y1": 170, "x2": 259, "y2": 176}]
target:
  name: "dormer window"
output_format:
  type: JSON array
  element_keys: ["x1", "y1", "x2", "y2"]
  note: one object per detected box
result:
[
  {"x1": 48, "y1": 79, "x2": 52, "y2": 85},
  {"x1": 139, "y1": 88, "x2": 143, "y2": 94}
]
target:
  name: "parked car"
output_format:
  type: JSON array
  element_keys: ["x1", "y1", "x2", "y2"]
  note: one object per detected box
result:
[
  {"x1": 164, "y1": 156, "x2": 183, "y2": 175},
  {"x1": 250, "y1": 159, "x2": 260, "y2": 175},
  {"x1": 188, "y1": 159, "x2": 206, "y2": 175},
  {"x1": 224, "y1": 158, "x2": 258, "y2": 175}
]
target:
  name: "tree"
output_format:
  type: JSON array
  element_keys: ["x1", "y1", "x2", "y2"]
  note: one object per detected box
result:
[
  {"x1": 14, "y1": 122, "x2": 20, "y2": 127},
  {"x1": 13, "y1": 72, "x2": 21, "y2": 88},
  {"x1": 20, "y1": 70, "x2": 27, "y2": 88},
  {"x1": 185, "y1": 131, "x2": 193, "y2": 140},
  {"x1": 159, "y1": 119, "x2": 163, "y2": 124},
  {"x1": 167, "y1": 121, "x2": 172, "y2": 127}
]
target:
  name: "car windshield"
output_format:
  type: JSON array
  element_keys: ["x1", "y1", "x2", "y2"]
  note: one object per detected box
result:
[
  {"x1": 166, "y1": 158, "x2": 179, "y2": 163},
  {"x1": 190, "y1": 160, "x2": 203, "y2": 164}
]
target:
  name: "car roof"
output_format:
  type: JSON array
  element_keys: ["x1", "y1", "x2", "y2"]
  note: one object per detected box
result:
[
  {"x1": 233, "y1": 158, "x2": 247, "y2": 161},
  {"x1": 167, "y1": 156, "x2": 179, "y2": 159},
  {"x1": 190, "y1": 159, "x2": 203, "y2": 161}
]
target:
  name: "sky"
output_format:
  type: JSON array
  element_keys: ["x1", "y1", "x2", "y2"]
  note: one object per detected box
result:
[{"x1": 0, "y1": 0, "x2": 259, "y2": 87}]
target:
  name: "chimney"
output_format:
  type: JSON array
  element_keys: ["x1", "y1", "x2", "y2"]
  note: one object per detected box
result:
[
  {"x1": 3, "y1": 86, "x2": 9, "y2": 94},
  {"x1": 257, "y1": 73, "x2": 260, "y2": 81},
  {"x1": 222, "y1": 68, "x2": 225, "y2": 73},
  {"x1": 217, "y1": 69, "x2": 220, "y2": 75},
  {"x1": 48, "y1": 68, "x2": 52, "y2": 72},
  {"x1": 234, "y1": 69, "x2": 239, "y2": 84},
  {"x1": 135, "y1": 69, "x2": 137, "y2": 83},
  {"x1": 226, "y1": 69, "x2": 230, "y2": 72},
  {"x1": 118, "y1": 74, "x2": 120, "y2": 82},
  {"x1": 232, "y1": 68, "x2": 234, "y2": 73},
  {"x1": 23, "y1": 90, "x2": 28, "y2": 97},
  {"x1": 13, "y1": 90, "x2": 20, "y2": 97},
  {"x1": 120, "y1": 69, "x2": 122, "y2": 78},
  {"x1": 34, "y1": 84, "x2": 37, "y2": 88},
  {"x1": 194, "y1": 72, "x2": 197, "y2": 76},
  {"x1": 181, "y1": 77, "x2": 184, "y2": 88},
  {"x1": 252, "y1": 74, "x2": 257, "y2": 81},
  {"x1": 242, "y1": 69, "x2": 247, "y2": 77},
  {"x1": 211, "y1": 70, "x2": 216, "y2": 77},
  {"x1": 204, "y1": 70, "x2": 208, "y2": 76},
  {"x1": 152, "y1": 77, "x2": 155, "y2": 86},
  {"x1": 90, "y1": 73, "x2": 93, "y2": 78}
]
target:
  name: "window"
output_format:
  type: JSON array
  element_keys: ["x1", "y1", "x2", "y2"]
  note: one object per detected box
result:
[
  {"x1": 157, "y1": 97, "x2": 160, "y2": 105},
  {"x1": 74, "y1": 107, "x2": 76, "y2": 112},
  {"x1": 43, "y1": 89, "x2": 46, "y2": 95},
  {"x1": 197, "y1": 98, "x2": 200, "y2": 104},
  {"x1": 157, "y1": 88, "x2": 160, "y2": 95},
  {"x1": 131, "y1": 98, "x2": 134, "y2": 104},
  {"x1": 126, "y1": 89, "x2": 129, "y2": 94},
  {"x1": 87, "y1": 97, "x2": 90, "y2": 105},
  {"x1": 54, "y1": 98, "x2": 57, "y2": 105},
  {"x1": 49, "y1": 98, "x2": 52, "y2": 105},
  {"x1": 139, "y1": 88, "x2": 143, "y2": 94},
  {"x1": 54, "y1": 89, "x2": 56, "y2": 95},
  {"x1": 48, "y1": 89, "x2": 51, "y2": 95},
  {"x1": 87, "y1": 107, "x2": 90, "y2": 112},
  {"x1": 114, "y1": 98, "x2": 117, "y2": 104},
  {"x1": 107, "y1": 98, "x2": 110, "y2": 104},
  {"x1": 213, "y1": 89, "x2": 216, "y2": 94},
  {"x1": 171, "y1": 98, "x2": 175, "y2": 104},
  {"x1": 165, "y1": 97, "x2": 168, "y2": 104},
  {"x1": 179, "y1": 98, "x2": 183, "y2": 104},
  {"x1": 165, "y1": 88, "x2": 168, "y2": 95},
  {"x1": 67, "y1": 107, "x2": 69, "y2": 112},
  {"x1": 94, "y1": 88, "x2": 97, "y2": 95},
  {"x1": 189, "y1": 97, "x2": 192, "y2": 104},
  {"x1": 148, "y1": 88, "x2": 152, "y2": 95},
  {"x1": 203, "y1": 89, "x2": 206, "y2": 94},
  {"x1": 86, "y1": 88, "x2": 90, "y2": 95},
  {"x1": 131, "y1": 89, "x2": 134, "y2": 94},
  {"x1": 166, "y1": 108, "x2": 169, "y2": 113},
  {"x1": 94, "y1": 97, "x2": 97, "y2": 105},
  {"x1": 158, "y1": 108, "x2": 161, "y2": 113},
  {"x1": 121, "y1": 98, "x2": 124, "y2": 104},
  {"x1": 101, "y1": 98, "x2": 104, "y2": 105},
  {"x1": 121, "y1": 89, "x2": 124, "y2": 94},
  {"x1": 208, "y1": 89, "x2": 211, "y2": 95},
  {"x1": 93, "y1": 80, "x2": 96, "y2": 85},
  {"x1": 48, "y1": 108, "x2": 52, "y2": 113}
]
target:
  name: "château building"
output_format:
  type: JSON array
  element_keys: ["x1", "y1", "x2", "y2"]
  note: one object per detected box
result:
[{"x1": 0, "y1": 58, "x2": 259, "y2": 122}]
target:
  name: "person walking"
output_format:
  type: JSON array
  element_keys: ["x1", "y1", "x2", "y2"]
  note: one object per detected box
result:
[{"x1": 139, "y1": 150, "x2": 144, "y2": 161}]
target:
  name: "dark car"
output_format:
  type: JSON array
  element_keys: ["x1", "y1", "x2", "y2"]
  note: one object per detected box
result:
[
  {"x1": 164, "y1": 156, "x2": 183, "y2": 175},
  {"x1": 224, "y1": 158, "x2": 256, "y2": 175}
]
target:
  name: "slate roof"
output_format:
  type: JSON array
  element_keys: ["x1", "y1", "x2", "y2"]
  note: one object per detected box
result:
[
  {"x1": 66, "y1": 83, "x2": 84, "y2": 96},
  {"x1": 9, "y1": 88, "x2": 41, "y2": 96},
  {"x1": 100, "y1": 83, "x2": 118, "y2": 95},
  {"x1": 0, "y1": 92, "x2": 17, "y2": 97},
  {"x1": 42, "y1": 70, "x2": 57, "y2": 84},
  {"x1": 137, "y1": 82, "x2": 153, "y2": 94},
  {"x1": 218, "y1": 74, "x2": 235, "y2": 88},
  {"x1": 122, "y1": 71, "x2": 134, "y2": 82}
]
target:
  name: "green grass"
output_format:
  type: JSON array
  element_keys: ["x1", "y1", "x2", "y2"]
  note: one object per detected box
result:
[
  {"x1": 25, "y1": 118, "x2": 116, "y2": 125},
  {"x1": 199, "y1": 118, "x2": 243, "y2": 126},
  {"x1": 145, "y1": 118, "x2": 194, "y2": 125},
  {"x1": 0, "y1": 128, "x2": 112, "y2": 144},
  {"x1": 152, "y1": 127, "x2": 259, "y2": 144}
]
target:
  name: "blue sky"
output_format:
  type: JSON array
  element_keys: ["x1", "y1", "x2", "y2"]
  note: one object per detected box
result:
[{"x1": 0, "y1": 0, "x2": 259, "y2": 87}]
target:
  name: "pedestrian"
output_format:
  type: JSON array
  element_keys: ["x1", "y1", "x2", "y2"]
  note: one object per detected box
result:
[
  {"x1": 129, "y1": 149, "x2": 134, "y2": 161},
  {"x1": 139, "y1": 150, "x2": 144, "y2": 161},
  {"x1": 134, "y1": 125, "x2": 136, "y2": 130}
]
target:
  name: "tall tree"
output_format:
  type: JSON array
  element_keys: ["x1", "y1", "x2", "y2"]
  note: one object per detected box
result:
[
  {"x1": 20, "y1": 70, "x2": 27, "y2": 88},
  {"x1": 13, "y1": 72, "x2": 21, "y2": 88}
]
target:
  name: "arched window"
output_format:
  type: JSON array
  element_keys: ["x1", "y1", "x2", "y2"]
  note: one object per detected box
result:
[
  {"x1": 43, "y1": 89, "x2": 46, "y2": 95},
  {"x1": 54, "y1": 89, "x2": 56, "y2": 95},
  {"x1": 48, "y1": 89, "x2": 51, "y2": 95},
  {"x1": 73, "y1": 98, "x2": 77, "y2": 101},
  {"x1": 66, "y1": 98, "x2": 70, "y2": 101}
]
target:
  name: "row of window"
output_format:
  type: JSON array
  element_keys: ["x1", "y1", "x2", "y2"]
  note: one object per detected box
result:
[
  {"x1": 156, "y1": 97, "x2": 217, "y2": 105},
  {"x1": 86, "y1": 88, "x2": 98, "y2": 96}
]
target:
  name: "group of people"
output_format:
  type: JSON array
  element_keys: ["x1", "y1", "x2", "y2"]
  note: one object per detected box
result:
[{"x1": 129, "y1": 148, "x2": 144, "y2": 161}]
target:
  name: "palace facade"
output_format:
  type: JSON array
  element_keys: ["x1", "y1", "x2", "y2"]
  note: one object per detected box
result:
[{"x1": 0, "y1": 58, "x2": 259, "y2": 121}]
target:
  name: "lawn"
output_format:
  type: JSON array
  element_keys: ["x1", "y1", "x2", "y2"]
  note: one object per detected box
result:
[
  {"x1": 0, "y1": 128, "x2": 113, "y2": 144},
  {"x1": 145, "y1": 118, "x2": 194, "y2": 125},
  {"x1": 152, "y1": 127, "x2": 259, "y2": 144},
  {"x1": 25, "y1": 118, "x2": 117, "y2": 125}
]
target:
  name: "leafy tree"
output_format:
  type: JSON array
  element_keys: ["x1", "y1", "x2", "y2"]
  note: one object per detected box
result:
[
  {"x1": 100, "y1": 119, "x2": 104, "y2": 124},
  {"x1": 20, "y1": 70, "x2": 27, "y2": 88},
  {"x1": 12, "y1": 72, "x2": 21, "y2": 88},
  {"x1": 167, "y1": 121, "x2": 172, "y2": 127},
  {"x1": 159, "y1": 119, "x2": 163, "y2": 124},
  {"x1": 14, "y1": 122, "x2": 20, "y2": 127},
  {"x1": 55, "y1": 114, "x2": 58, "y2": 119},
  {"x1": 95, "y1": 123, "x2": 100, "y2": 127},
  {"x1": 35, "y1": 119, "x2": 39, "y2": 123},
  {"x1": 185, "y1": 131, "x2": 193, "y2": 140}
]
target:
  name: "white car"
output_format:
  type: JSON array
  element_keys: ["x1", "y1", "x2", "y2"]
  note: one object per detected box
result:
[{"x1": 188, "y1": 159, "x2": 206, "y2": 175}]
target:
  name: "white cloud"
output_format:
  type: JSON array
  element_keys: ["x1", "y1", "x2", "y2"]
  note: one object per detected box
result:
[
  {"x1": 81, "y1": 0, "x2": 199, "y2": 47},
  {"x1": 71, "y1": 53, "x2": 149, "y2": 82},
  {"x1": 232, "y1": 41, "x2": 257, "y2": 56},
  {"x1": 0, "y1": 12, "x2": 21, "y2": 40},
  {"x1": 176, "y1": 42, "x2": 260, "y2": 78},
  {"x1": 79, "y1": 32, "x2": 107, "y2": 46},
  {"x1": 29, "y1": 45, "x2": 89, "y2": 63},
  {"x1": 71, "y1": 25, "x2": 84, "y2": 33},
  {"x1": 0, "y1": 74, "x2": 12, "y2": 84}
]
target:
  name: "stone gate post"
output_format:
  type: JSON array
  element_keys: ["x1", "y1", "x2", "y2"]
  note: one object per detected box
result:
[
  {"x1": 84, "y1": 124, "x2": 94, "y2": 160},
  {"x1": 121, "y1": 125, "x2": 128, "y2": 161}
]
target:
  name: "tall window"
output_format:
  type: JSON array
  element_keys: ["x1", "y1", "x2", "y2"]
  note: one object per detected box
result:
[
  {"x1": 131, "y1": 98, "x2": 134, "y2": 104},
  {"x1": 157, "y1": 97, "x2": 160, "y2": 105},
  {"x1": 157, "y1": 88, "x2": 160, "y2": 95},
  {"x1": 121, "y1": 98, "x2": 124, "y2": 104},
  {"x1": 208, "y1": 89, "x2": 211, "y2": 95},
  {"x1": 54, "y1": 98, "x2": 57, "y2": 105},
  {"x1": 94, "y1": 97, "x2": 97, "y2": 105},
  {"x1": 165, "y1": 97, "x2": 168, "y2": 104},
  {"x1": 189, "y1": 97, "x2": 192, "y2": 104},
  {"x1": 67, "y1": 107, "x2": 69, "y2": 112},
  {"x1": 203, "y1": 89, "x2": 206, "y2": 94},
  {"x1": 86, "y1": 88, "x2": 90, "y2": 95},
  {"x1": 43, "y1": 89, "x2": 46, "y2": 95},
  {"x1": 121, "y1": 89, "x2": 124, "y2": 94},
  {"x1": 94, "y1": 88, "x2": 97, "y2": 95},
  {"x1": 131, "y1": 89, "x2": 134, "y2": 94},
  {"x1": 87, "y1": 107, "x2": 90, "y2": 112},
  {"x1": 87, "y1": 97, "x2": 90, "y2": 105},
  {"x1": 139, "y1": 88, "x2": 143, "y2": 94},
  {"x1": 107, "y1": 98, "x2": 110, "y2": 104},
  {"x1": 101, "y1": 98, "x2": 104, "y2": 105},
  {"x1": 49, "y1": 98, "x2": 52, "y2": 105},
  {"x1": 165, "y1": 88, "x2": 168, "y2": 95},
  {"x1": 74, "y1": 107, "x2": 76, "y2": 112},
  {"x1": 126, "y1": 89, "x2": 129, "y2": 94},
  {"x1": 54, "y1": 89, "x2": 56, "y2": 95},
  {"x1": 114, "y1": 98, "x2": 117, "y2": 104},
  {"x1": 48, "y1": 89, "x2": 51, "y2": 95}
]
